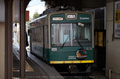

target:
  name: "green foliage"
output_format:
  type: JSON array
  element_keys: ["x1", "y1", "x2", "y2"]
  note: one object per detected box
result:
[{"x1": 33, "y1": 12, "x2": 39, "y2": 19}]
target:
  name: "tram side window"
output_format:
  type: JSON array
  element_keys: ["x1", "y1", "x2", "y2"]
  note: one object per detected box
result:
[
  {"x1": 32, "y1": 28, "x2": 36, "y2": 41},
  {"x1": 32, "y1": 27, "x2": 43, "y2": 44},
  {"x1": 39, "y1": 26, "x2": 43, "y2": 43},
  {"x1": 37, "y1": 27, "x2": 41, "y2": 42},
  {"x1": 47, "y1": 26, "x2": 49, "y2": 44}
]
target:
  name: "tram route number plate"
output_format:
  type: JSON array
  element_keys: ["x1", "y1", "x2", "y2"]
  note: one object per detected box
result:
[
  {"x1": 52, "y1": 48, "x2": 57, "y2": 51},
  {"x1": 67, "y1": 14, "x2": 76, "y2": 19}
]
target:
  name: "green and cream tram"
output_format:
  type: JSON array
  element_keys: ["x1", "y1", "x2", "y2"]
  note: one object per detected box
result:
[{"x1": 29, "y1": 11, "x2": 94, "y2": 73}]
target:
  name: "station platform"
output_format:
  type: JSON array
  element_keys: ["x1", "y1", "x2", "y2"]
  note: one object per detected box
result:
[
  {"x1": 13, "y1": 44, "x2": 64, "y2": 79},
  {"x1": 13, "y1": 44, "x2": 108, "y2": 79}
]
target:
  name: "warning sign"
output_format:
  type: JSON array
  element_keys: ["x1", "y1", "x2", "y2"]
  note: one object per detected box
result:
[
  {"x1": 115, "y1": 24, "x2": 120, "y2": 38},
  {"x1": 115, "y1": 1, "x2": 120, "y2": 38},
  {"x1": 115, "y1": 10, "x2": 120, "y2": 23}
]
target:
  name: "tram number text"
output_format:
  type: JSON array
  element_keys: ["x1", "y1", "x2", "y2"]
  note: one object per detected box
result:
[{"x1": 68, "y1": 56, "x2": 76, "y2": 59}]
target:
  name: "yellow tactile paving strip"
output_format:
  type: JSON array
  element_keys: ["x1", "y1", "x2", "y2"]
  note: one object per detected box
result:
[
  {"x1": 25, "y1": 61, "x2": 34, "y2": 72},
  {"x1": 13, "y1": 61, "x2": 34, "y2": 72},
  {"x1": 12, "y1": 77, "x2": 25, "y2": 79}
]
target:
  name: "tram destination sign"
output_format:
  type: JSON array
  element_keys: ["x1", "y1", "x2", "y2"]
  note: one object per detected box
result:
[
  {"x1": 80, "y1": 17, "x2": 89, "y2": 20},
  {"x1": 52, "y1": 17, "x2": 63, "y2": 21}
]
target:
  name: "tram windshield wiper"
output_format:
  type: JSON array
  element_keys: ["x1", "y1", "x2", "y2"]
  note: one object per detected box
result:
[
  {"x1": 73, "y1": 35, "x2": 83, "y2": 48},
  {"x1": 61, "y1": 35, "x2": 69, "y2": 49},
  {"x1": 75, "y1": 37, "x2": 83, "y2": 48}
]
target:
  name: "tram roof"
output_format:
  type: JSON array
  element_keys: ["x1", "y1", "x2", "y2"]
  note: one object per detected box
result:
[{"x1": 30, "y1": 14, "x2": 47, "y2": 23}]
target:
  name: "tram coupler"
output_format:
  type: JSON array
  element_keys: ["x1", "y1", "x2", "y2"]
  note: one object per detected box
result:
[{"x1": 69, "y1": 65, "x2": 78, "y2": 73}]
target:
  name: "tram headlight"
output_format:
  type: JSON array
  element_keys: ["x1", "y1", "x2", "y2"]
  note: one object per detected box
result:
[{"x1": 77, "y1": 22, "x2": 84, "y2": 27}]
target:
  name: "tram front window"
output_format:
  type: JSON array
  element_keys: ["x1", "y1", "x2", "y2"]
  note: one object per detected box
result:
[{"x1": 51, "y1": 23, "x2": 92, "y2": 47}]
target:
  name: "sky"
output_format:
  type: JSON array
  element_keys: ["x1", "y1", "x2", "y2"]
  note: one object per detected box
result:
[{"x1": 26, "y1": 0, "x2": 46, "y2": 18}]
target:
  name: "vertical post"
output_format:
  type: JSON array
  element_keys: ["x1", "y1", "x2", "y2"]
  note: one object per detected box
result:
[
  {"x1": 108, "y1": 69, "x2": 112, "y2": 79},
  {"x1": 5, "y1": 1, "x2": 8, "y2": 79},
  {"x1": 70, "y1": 23, "x2": 73, "y2": 46},
  {"x1": 4, "y1": 0, "x2": 13, "y2": 79},
  {"x1": 19, "y1": 0, "x2": 26, "y2": 77}
]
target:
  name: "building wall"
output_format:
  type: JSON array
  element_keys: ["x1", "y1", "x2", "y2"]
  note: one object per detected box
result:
[
  {"x1": 106, "y1": 2, "x2": 120, "y2": 79},
  {"x1": 0, "y1": 0, "x2": 5, "y2": 79},
  {"x1": 0, "y1": 0, "x2": 5, "y2": 22},
  {"x1": 0, "y1": 22, "x2": 5, "y2": 79}
]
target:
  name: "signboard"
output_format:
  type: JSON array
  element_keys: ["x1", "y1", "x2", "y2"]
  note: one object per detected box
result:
[
  {"x1": 26, "y1": 11, "x2": 29, "y2": 21},
  {"x1": 115, "y1": 10, "x2": 120, "y2": 23},
  {"x1": 98, "y1": 32, "x2": 103, "y2": 47},
  {"x1": 115, "y1": 1, "x2": 120, "y2": 38}
]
